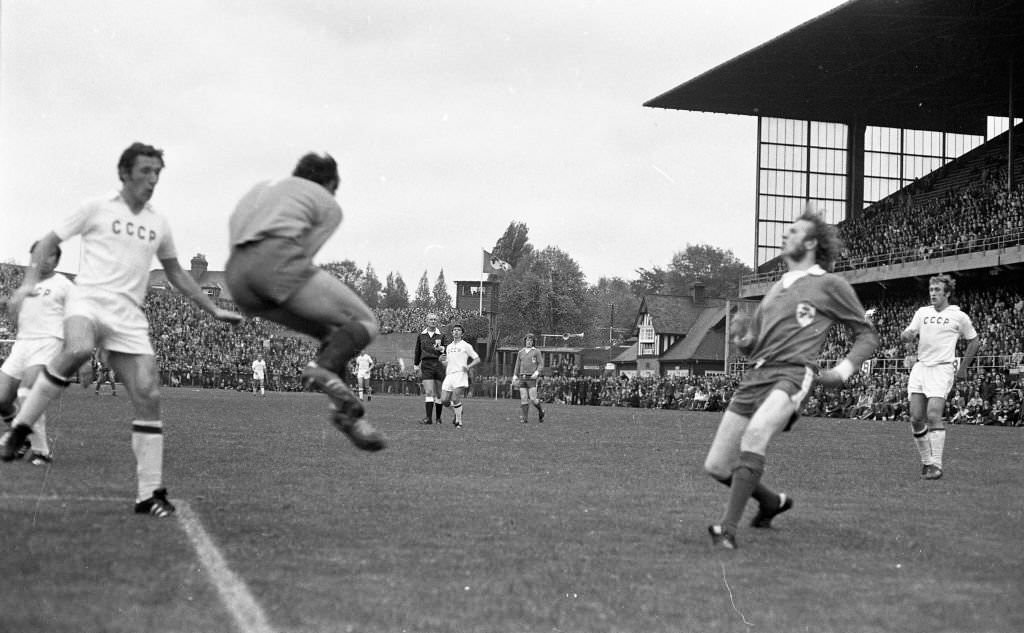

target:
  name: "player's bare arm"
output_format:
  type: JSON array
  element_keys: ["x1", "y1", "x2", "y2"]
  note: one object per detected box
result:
[
  {"x1": 160, "y1": 257, "x2": 242, "y2": 324},
  {"x1": 7, "y1": 232, "x2": 62, "y2": 320}
]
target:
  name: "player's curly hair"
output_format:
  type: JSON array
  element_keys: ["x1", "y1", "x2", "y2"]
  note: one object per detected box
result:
[
  {"x1": 117, "y1": 142, "x2": 164, "y2": 181},
  {"x1": 293, "y1": 152, "x2": 339, "y2": 189},
  {"x1": 29, "y1": 240, "x2": 61, "y2": 261},
  {"x1": 929, "y1": 273, "x2": 956, "y2": 297},
  {"x1": 798, "y1": 207, "x2": 843, "y2": 271}
]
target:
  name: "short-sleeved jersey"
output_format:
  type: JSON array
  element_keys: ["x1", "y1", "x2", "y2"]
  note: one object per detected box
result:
[
  {"x1": 513, "y1": 346, "x2": 544, "y2": 377},
  {"x1": 355, "y1": 353, "x2": 374, "y2": 374},
  {"x1": 905, "y1": 305, "x2": 977, "y2": 365},
  {"x1": 251, "y1": 359, "x2": 267, "y2": 380},
  {"x1": 743, "y1": 266, "x2": 878, "y2": 369},
  {"x1": 414, "y1": 329, "x2": 450, "y2": 365},
  {"x1": 55, "y1": 193, "x2": 177, "y2": 307},
  {"x1": 16, "y1": 273, "x2": 74, "y2": 340},
  {"x1": 444, "y1": 340, "x2": 479, "y2": 375},
  {"x1": 229, "y1": 177, "x2": 342, "y2": 258}
]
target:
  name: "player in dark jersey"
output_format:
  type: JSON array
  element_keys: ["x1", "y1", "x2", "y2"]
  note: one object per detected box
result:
[
  {"x1": 704, "y1": 208, "x2": 878, "y2": 549},
  {"x1": 413, "y1": 313, "x2": 451, "y2": 424}
]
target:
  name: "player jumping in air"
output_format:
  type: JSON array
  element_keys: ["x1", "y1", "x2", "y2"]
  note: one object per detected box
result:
[
  {"x1": 225, "y1": 152, "x2": 384, "y2": 451},
  {"x1": 900, "y1": 274, "x2": 979, "y2": 480},
  {"x1": 703, "y1": 208, "x2": 878, "y2": 549}
]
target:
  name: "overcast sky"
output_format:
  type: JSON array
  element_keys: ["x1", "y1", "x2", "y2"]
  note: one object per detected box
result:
[{"x1": 0, "y1": 0, "x2": 846, "y2": 289}]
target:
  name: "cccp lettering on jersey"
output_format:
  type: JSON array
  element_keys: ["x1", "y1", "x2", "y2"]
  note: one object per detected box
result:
[
  {"x1": 111, "y1": 219, "x2": 157, "y2": 242},
  {"x1": 922, "y1": 315, "x2": 952, "y2": 326}
]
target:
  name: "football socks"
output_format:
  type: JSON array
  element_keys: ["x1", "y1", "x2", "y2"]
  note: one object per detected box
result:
[
  {"x1": 131, "y1": 421, "x2": 164, "y2": 503},
  {"x1": 929, "y1": 429, "x2": 946, "y2": 469},
  {"x1": 913, "y1": 427, "x2": 932, "y2": 465},
  {"x1": 12, "y1": 369, "x2": 65, "y2": 429},
  {"x1": 316, "y1": 321, "x2": 371, "y2": 376},
  {"x1": 721, "y1": 451, "x2": 766, "y2": 534}
]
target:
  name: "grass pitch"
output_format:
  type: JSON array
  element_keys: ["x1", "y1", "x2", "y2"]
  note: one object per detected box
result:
[{"x1": 1, "y1": 387, "x2": 1022, "y2": 633}]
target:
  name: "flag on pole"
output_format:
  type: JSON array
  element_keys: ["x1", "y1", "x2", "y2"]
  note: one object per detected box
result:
[{"x1": 482, "y1": 250, "x2": 511, "y2": 273}]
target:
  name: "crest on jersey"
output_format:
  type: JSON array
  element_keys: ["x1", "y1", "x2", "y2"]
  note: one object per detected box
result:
[{"x1": 795, "y1": 302, "x2": 816, "y2": 327}]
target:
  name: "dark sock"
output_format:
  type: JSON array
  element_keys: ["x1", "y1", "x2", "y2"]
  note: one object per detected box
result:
[
  {"x1": 521, "y1": 403, "x2": 529, "y2": 420},
  {"x1": 435, "y1": 402, "x2": 443, "y2": 421},
  {"x1": 712, "y1": 472, "x2": 780, "y2": 510},
  {"x1": 425, "y1": 402, "x2": 434, "y2": 419},
  {"x1": 316, "y1": 321, "x2": 372, "y2": 375},
  {"x1": 720, "y1": 451, "x2": 766, "y2": 533}
]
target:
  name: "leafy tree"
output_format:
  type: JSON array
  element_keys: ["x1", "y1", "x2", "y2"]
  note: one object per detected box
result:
[
  {"x1": 413, "y1": 271, "x2": 432, "y2": 309},
  {"x1": 491, "y1": 221, "x2": 533, "y2": 269},
  {"x1": 432, "y1": 269, "x2": 452, "y2": 310},
  {"x1": 585, "y1": 277, "x2": 640, "y2": 345},
  {"x1": 497, "y1": 246, "x2": 588, "y2": 344},
  {"x1": 632, "y1": 244, "x2": 751, "y2": 299},
  {"x1": 319, "y1": 260, "x2": 363, "y2": 290},
  {"x1": 360, "y1": 263, "x2": 382, "y2": 308},
  {"x1": 381, "y1": 272, "x2": 409, "y2": 309}
]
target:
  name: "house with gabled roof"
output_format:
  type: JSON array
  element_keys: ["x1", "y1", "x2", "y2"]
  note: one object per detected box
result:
[
  {"x1": 147, "y1": 254, "x2": 230, "y2": 300},
  {"x1": 631, "y1": 283, "x2": 729, "y2": 376}
]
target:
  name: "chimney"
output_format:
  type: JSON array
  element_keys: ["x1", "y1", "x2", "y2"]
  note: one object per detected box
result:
[
  {"x1": 190, "y1": 253, "x2": 208, "y2": 281},
  {"x1": 691, "y1": 281, "x2": 706, "y2": 305}
]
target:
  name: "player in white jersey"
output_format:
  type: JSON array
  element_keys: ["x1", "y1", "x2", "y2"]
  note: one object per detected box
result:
[
  {"x1": 251, "y1": 355, "x2": 267, "y2": 397},
  {"x1": 439, "y1": 325, "x2": 480, "y2": 428},
  {"x1": 354, "y1": 351, "x2": 374, "y2": 401},
  {"x1": 900, "y1": 274, "x2": 979, "y2": 480},
  {"x1": 2, "y1": 142, "x2": 242, "y2": 518},
  {"x1": 0, "y1": 242, "x2": 74, "y2": 465}
]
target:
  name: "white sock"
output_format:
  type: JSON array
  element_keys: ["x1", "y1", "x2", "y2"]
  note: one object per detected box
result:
[
  {"x1": 453, "y1": 402, "x2": 463, "y2": 424},
  {"x1": 913, "y1": 428, "x2": 931, "y2": 465},
  {"x1": 132, "y1": 421, "x2": 164, "y2": 501},
  {"x1": 14, "y1": 373, "x2": 64, "y2": 430},
  {"x1": 929, "y1": 429, "x2": 946, "y2": 469},
  {"x1": 17, "y1": 388, "x2": 49, "y2": 455}
]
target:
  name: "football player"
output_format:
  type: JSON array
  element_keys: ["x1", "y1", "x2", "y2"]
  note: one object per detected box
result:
[
  {"x1": 704, "y1": 208, "x2": 878, "y2": 548},
  {"x1": 512, "y1": 334, "x2": 546, "y2": 423},
  {"x1": 438, "y1": 325, "x2": 480, "y2": 427}
]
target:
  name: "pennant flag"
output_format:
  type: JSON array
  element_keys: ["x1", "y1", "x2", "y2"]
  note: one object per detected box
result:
[{"x1": 482, "y1": 250, "x2": 511, "y2": 273}]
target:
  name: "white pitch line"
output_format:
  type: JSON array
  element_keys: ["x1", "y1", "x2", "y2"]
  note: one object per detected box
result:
[
  {"x1": 176, "y1": 501, "x2": 276, "y2": 633},
  {"x1": 2, "y1": 493, "x2": 276, "y2": 633}
]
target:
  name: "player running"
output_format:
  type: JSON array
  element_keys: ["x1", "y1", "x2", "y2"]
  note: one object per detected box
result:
[
  {"x1": 900, "y1": 274, "x2": 979, "y2": 480},
  {"x1": 439, "y1": 325, "x2": 480, "y2": 428},
  {"x1": 2, "y1": 142, "x2": 243, "y2": 519},
  {"x1": 703, "y1": 208, "x2": 878, "y2": 549},
  {"x1": 0, "y1": 242, "x2": 74, "y2": 465}
]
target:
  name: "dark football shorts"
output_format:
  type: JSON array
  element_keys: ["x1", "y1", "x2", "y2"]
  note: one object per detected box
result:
[
  {"x1": 726, "y1": 363, "x2": 814, "y2": 419},
  {"x1": 517, "y1": 375, "x2": 538, "y2": 390},
  {"x1": 226, "y1": 237, "x2": 318, "y2": 312},
  {"x1": 420, "y1": 359, "x2": 446, "y2": 382}
]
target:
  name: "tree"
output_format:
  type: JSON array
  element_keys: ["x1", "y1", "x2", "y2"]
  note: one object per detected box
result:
[
  {"x1": 496, "y1": 246, "x2": 589, "y2": 344},
  {"x1": 585, "y1": 277, "x2": 641, "y2": 345},
  {"x1": 668, "y1": 244, "x2": 752, "y2": 299},
  {"x1": 491, "y1": 221, "x2": 533, "y2": 269},
  {"x1": 432, "y1": 269, "x2": 452, "y2": 310},
  {"x1": 381, "y1": 272, "x2": 409, "y2": 309},
  {"x1": 359, "y1": 263, "x2": 382, "y2": 309},
  {"x1": 632, "y1": 244, "x2": 752, "y2": 299},
  {"x1": 319, "y1": 260, "x2": 363, "y2": 290},
  {"x1": 413, "y1": 271, "x2": 432, "y2": 309}
]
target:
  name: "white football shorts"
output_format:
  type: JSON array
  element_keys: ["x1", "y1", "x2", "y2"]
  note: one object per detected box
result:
[
  {"x1": 357, "y1": 370, "x2": 372, "y2": 380},
  {"x1": 907, "y1": 362, "x2": 955, "y2": 399},
  {"x1": 64, "y1": 286, "x2": 154, "y2": 355},
  {"x1": 441, "y1": 371, "x2": 469, "y2": 392},
  {"x1": 0, "y1": 337, "x2": 64, "y2": 380}
]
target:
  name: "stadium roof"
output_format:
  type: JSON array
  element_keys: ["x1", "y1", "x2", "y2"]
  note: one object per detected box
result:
[{"x1": 644, "y1": 0, "x2": 1024, "y2": 135}]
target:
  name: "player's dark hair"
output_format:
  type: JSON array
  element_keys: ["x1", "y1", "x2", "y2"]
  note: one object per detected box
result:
[
  {"x1": 798, "y1": 207, "x2": 842, "y2": 271},
  {"x1": 930, "y1": 273, "x2": 956, "y2": 297},
  {"x1": 292, "y1": 152, "x2": 339, "y2": 188},
  {"x1": 117, "y1": 142, "x2": 164, "y2": 181},
  {"x1": 524, "y1": 333, "x2": 536, "y2": 344},
  {"x1": 451, "y1": 324, "x2": 464, "y2": 333},
  {"x1": 29, "y1": 240, "x2": 61, "y2": 262}
]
